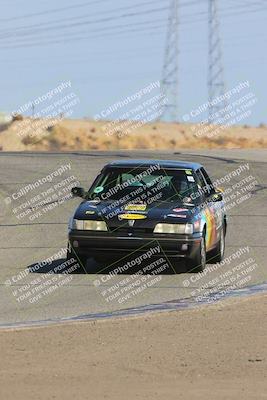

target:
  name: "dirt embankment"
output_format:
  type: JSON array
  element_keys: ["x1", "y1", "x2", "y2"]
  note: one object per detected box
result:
[
  {"x1": 0, "y1": 117, "x2": 267, "y2": 151},
  {"x1": 0, "y1": 294, "x2": 267, "y2": 400}
]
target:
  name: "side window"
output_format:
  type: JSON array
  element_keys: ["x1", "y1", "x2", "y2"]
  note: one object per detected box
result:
[
  {"x1": 195, "y1": 169, "x2": 210, "y2": 197},
  {"x1": 200, "y1": 167, "x2": 215, "y2": 193}
]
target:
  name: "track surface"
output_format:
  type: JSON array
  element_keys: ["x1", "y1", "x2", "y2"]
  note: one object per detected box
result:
[{"x1": 0, "y1": 150, "x2": 266, "y2": 326}]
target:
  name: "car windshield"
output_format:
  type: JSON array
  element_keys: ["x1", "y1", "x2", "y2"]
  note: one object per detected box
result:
[{"x1": 88, "y1": 167, "x2": 201, "y2": 205}]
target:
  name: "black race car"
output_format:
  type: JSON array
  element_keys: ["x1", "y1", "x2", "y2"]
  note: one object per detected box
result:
[{"x1": 67, "y1": 160, "x2": 227, "y2": 273}]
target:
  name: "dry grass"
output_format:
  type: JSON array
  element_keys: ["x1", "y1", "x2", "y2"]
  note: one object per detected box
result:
[
  {"x1": 0, "y1": 117, "x2": 267, "y2": 151},
  {"x1": 32, "y1": 122, "x2": 267, "y2": 151}
]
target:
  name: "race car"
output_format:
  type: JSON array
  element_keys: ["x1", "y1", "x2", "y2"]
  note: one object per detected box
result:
[{"x1": 67, "y1": 160, "x2": 227, "y2": 273}]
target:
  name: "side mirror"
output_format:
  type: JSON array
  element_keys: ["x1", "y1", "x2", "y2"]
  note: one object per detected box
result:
[
  {"x1": 211, "y1": 192, "x2": 223, "y2": 202},
  {"x1": 215, "y1": 186, "x2": 224, "y2": 193},
  {"x1": 71, "y1": 187, "x2": 86, "y2": 198}
]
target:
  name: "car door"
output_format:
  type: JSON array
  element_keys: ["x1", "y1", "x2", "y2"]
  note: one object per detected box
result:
[
  {"x1": 201, "y1": 167, "x2": 225, "y2": 233},
  {"x1": 195, "y1": 168, "x2": 221, "y2": 251}
]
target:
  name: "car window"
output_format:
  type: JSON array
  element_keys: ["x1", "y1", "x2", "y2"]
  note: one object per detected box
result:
[
  {"x1": 88, "y1": 167, "x2": 200, "y2": 204},
  {"x1": 195, "y1": 169, "x2": 210, "y2": 197},
  {"x1": 200, "y1": 167, "x2": 215, "y2": 193},
  {"x1": 120, "y1": 173, "x2": 142, "y2": 186},
  {"x1": 195, "y1": 169, "x2": 207, "y2": 188}
]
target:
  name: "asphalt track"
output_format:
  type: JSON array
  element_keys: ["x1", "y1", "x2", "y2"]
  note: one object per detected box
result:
[{"x1": 0, "y1": 149, "x2": 266, "y2": 328}]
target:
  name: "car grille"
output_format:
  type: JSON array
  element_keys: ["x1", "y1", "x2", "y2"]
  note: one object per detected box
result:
[{"x1": 108, "y1": 226, "x2": 153, "y2": 235}]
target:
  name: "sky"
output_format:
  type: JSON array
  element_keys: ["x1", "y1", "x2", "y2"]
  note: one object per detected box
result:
[{"x1": 0, "y1": 0, "x2": 266, "y2": 125}]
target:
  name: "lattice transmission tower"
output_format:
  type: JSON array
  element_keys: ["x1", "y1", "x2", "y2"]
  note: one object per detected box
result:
[
  {"x1": 160, "y1": 0, "x2": 179, "y2": 122},
  {"x1": 160, "y1": 0, "x2": 227, "y2": 123},
  {"x1": 208, "y1": 0, "x2": 227, "y2": 123}
]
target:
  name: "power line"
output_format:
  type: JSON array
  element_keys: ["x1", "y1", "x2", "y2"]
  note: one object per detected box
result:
[
  {"x1": 1, "y1": 4, "x2": 266, "y2": 50},
  {"x1": 1, "y1": 0, "x2": 266, "y2": 46},
  {"x1": 0, "y1": 0, "x2": 113, "y2": 23},
  {"x1": 0, "y1": 24, "x2": 168, "y2": 50},
  {"x1": 0, "y1": 4, "x2": 170, "y2": 40},
  {"x1": 180, "y1": 2, "x2": 267, "y2": 24},
  {"x1": 0, "y1": 17, "x2": 167, "y2": 46},
  {"x1": 0, "y1": 0, "x2": 206, "y2": 41},
  {"x1": 0, "y1": 0, "x2": 175, "y2": 37},
  {"x1": 0, "y1": 0, "x2": 202, "y2": 27}
]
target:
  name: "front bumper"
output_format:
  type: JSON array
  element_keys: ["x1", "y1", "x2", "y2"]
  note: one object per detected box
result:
[{"x1": 68, "y1": 230, "x2": 202, "y2": 260}]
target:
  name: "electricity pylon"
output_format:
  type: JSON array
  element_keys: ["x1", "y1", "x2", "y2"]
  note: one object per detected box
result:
[
  {"x1": 160, "y1": 0, "x2": 179, "y2": 122},
  {"x1": 208, "y1": 0, "x2": 227, "y2": 123}
]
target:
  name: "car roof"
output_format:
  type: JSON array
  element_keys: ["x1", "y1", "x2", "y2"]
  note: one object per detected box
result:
[{"x1": 105, "y1": 159, "x2": 203, "y2": 171}]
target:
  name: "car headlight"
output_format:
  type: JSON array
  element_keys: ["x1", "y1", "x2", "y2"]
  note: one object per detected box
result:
[
  {"x1": 72, "y1": 219, "x2": 108, "y2": 231},
  {"x1": 153, "y1": 223, "x2": 193, "y2": 234}
]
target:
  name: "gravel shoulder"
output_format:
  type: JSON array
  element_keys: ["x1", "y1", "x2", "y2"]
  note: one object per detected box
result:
[{"x1": 1, "y1": 294, "x2": 266, "y2": 400}]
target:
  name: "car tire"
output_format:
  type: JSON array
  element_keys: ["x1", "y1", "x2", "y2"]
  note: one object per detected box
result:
[
  {"x1": 208, "y1": 225, "x2": 225, "y2": 264},
  {"x1": 187, "y1": 234, "x2": 206, "y2": 273},
  {"x1": 170, "y1": 260, "x2": 181, "y2": 274},
  {"x1": 66, "y1": 251, "x2": 87, "y2": 273}
]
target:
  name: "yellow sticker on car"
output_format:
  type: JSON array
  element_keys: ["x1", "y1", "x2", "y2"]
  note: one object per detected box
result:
[
  {"x1": 124, "y1": 204, "x2": 147, "y2": 211},
  {"x1": 118, "y1": 213, "x2": 147, "y2": 220}
]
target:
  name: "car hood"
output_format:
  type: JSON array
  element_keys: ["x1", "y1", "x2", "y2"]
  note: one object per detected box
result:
[{"x1": 74, "y1": 199, "x2": 194, "y2": 228}]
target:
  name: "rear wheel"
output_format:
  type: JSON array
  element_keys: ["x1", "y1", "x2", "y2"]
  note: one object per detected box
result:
[{"x1": 187, "y1": 234, "x2": 206, "y2": 273}]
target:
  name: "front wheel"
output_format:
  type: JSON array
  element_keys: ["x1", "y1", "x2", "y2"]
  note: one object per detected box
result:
[
  {"x1": 187, "y1": 235, "x2": 206, "y2": 273},
  {"x1": 208, "y1": 226, "x2": 225, "y2": 264},
  {"x1": 66, "y1": 251, "x2": 87, "y2": 273}
]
